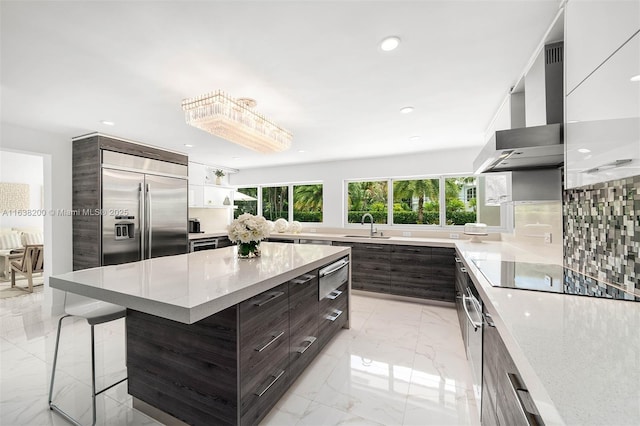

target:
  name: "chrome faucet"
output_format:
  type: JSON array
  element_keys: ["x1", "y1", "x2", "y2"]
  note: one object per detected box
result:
[{"x1": 361, "y1": 213, "x2": 377, "y2": 237}]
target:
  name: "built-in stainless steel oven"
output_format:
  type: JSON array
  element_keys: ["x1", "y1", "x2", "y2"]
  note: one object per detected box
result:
[
  {"x1": 463, "y1": 277, "x2": 484, "y2": 418},
  {"x1": 189, "y1": 237, "x2": 218, "y2": 252}
]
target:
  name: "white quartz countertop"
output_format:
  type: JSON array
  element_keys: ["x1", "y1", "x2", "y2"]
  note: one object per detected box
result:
[
  {"x1": 50, "y1": 242, "x2": 350, "y2": 324},
  {"x1": 455, "y1": 241, "x2": 640, "y2": 425},
  {"x1": 268, "y1": 232, "x2": 457, "y2": 247}
]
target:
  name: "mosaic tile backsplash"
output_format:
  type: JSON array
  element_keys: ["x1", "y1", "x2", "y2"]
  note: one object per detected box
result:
[{"x1": 563, "y1": 176, "x2": 639, "y2": 291}]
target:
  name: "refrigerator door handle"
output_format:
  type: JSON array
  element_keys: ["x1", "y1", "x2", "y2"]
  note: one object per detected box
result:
[
  {"x1": 139, "y1": 182, "x2": 145, "y2": 259},
  {"x1": 146, "y1": 183, "x2": 152, "y2": 259}
]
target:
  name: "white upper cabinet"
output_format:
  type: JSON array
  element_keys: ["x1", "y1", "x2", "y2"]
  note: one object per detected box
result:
[
  {"x1": 565, "y1": 31, "x2": 640, "y2": 188},
  {"x1": 565, "y1": 0, "x2": 640, "y2": 94}
]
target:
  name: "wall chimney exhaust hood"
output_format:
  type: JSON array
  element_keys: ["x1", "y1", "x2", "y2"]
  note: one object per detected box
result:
[
  {"x1": 473, "y1": 123, "x2": 563, "y2": 173},
  {"x1": 474, "y1": 42, "x2": 564, "y2": 174}
]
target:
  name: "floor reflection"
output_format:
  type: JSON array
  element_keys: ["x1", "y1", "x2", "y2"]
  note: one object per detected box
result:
[{"x1": 0, "y1": 291, "x2": 479, "y2": 426}]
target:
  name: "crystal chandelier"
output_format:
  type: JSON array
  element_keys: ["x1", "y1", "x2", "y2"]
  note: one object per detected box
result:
[{"x1": 181, "y1": 91, "x2": 292, "y2": 153}]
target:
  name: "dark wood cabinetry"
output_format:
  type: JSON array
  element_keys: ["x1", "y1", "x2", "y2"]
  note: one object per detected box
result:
[
  {"x1": 333, "y1": 242, "x2": 455, "y2": 302},
  {"x1": 288, "y1": 272, "x2": 320, "y2": 383},
  {"x1": 127, "y1": 259, "x2": 348, "y2": 426},
  {"x1": 390, "y1": 246, "x2": 455, "y2": 302},
  {"x1": 332, "y1": 241, "x2": 389, "y2": 293},
  {"x1": 482, "y1": 313, "x2": 544, "y2": 426},
  {"x1": 318, "y1": 282, "x2": 349, "y2": 348}
]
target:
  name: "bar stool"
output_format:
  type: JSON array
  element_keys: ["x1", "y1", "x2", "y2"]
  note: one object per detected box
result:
[{"x1": 48, "y1": 293, "x2": 127, "y2": 426}]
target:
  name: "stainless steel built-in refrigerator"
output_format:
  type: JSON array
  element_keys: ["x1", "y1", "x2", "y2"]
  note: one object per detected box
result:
[{"x1": 101, "y1": 151, "x2": 188, "y2": 266}]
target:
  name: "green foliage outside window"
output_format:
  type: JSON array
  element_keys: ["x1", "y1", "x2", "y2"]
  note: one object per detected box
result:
[
  {"x1": 293, "y1": 184, "x2": 323, "y2": 222},
  {"x1": 262, "y1": 186, "x2": 289, "y2": 221},
  {"x1": 347, "y1": 181, "x2": 388, "y2": 223}
]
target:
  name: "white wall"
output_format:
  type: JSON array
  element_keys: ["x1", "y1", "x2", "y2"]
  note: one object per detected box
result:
[
  {"x1": 0, "y1": 122, "x2": 72, "y2": 312},
  {"x1": 0, "y1": 150, "x2": 44, "y2": 230},
  {"x1": 231, "y1": 147, "x2": 481, "y2": 228}
]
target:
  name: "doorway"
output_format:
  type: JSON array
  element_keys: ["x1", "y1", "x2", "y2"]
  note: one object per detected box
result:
[{"x1": 0, "y1": 149, "x2": 47, "y2": 300}]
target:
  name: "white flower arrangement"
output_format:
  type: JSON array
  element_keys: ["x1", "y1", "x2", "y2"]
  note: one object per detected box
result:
[{"x1": 228, "y1": 213, "x2": 270, "y2": 243}]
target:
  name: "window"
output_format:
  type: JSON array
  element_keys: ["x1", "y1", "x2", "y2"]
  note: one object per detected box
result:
[
  {"x1": 476, "y1": 175, "x2": 502, "y2": 226},
  {"x1": 234, "y1": 187, "x2": 257, "y2": 218},
  {"x1": 347, "y1": 180, "x2": 388, "y2": 224},
  {"x1": 444, "y1": 177, "x2": 477, "y2": 225},
  {"x1": 293, "y1": 184, "x2": 323, "y2": 222},
  {"x1": 392, "y1": 179, "x2": 440, "y2": 225},
  {"x1": 344, "y1": 174, "x2": 509, "y2": 229},
  {"x1": 261, "y1": 186, "x2": 289, "y2": 221}
]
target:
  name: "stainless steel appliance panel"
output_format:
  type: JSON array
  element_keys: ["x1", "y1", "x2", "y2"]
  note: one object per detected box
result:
[
  {"x1": 145, "y1": 174, "x2": 188, "y2": 259},
  {"x1": 102, "y1": 168, "x2": 144, "y2": 265},
  {"x1": 319, "y1": 257, "x2": 349, "y2": 300},
  {"x1": 464, "y1": 280, "x2": 483, "y2": 418}
]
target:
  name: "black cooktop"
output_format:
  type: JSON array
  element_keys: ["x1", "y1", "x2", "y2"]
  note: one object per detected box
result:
[{"x1": 472, "y1": 259, "x2": 640, "y2": 302}]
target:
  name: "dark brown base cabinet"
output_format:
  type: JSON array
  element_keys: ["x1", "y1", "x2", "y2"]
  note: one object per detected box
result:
[
  {"x1": 340, "y1": 242, "x2": 391, "y2": 293},
  {"x1": 482, "y1": 313, "x2": 544, "y2": 426},
  {"x1": 333, "y1": 242, "x2": 455, "y2": 303},
  {"x1": 127, "y1": 263, "x2": 349, "y2": 426}
]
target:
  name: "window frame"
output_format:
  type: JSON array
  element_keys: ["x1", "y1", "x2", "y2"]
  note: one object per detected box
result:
[
  {"x1": 343, "y1": 173, "x2": 512, "y2": 232},
  {"x1": 236, "y1": 181, "x2": 325, "y2": 224}
]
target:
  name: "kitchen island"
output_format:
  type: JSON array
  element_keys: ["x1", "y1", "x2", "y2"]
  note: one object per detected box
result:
[{"x1": 50, "y1": 242, "x2": 351, "y2": 426}]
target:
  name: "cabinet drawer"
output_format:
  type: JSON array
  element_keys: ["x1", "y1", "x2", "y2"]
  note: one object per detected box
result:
[
  {"x1": 289, "y1": 272, "x2": 318, "y2": 318},
  {"x1": 391, "y1": 245, "x2": 431, "y2": 255},
  {"x1": 353, "y1": 243, "x2": 391, "y2": 253},
  {"x1": 240, "y1": 356, "x2": 289, "y2": 426},
  {"x1": 318, "y1": 282, "x2": 348, "y2": 348},
  {"x1": 239, "y1": 282, "x2": 289, "y2": 338},
  {"x1": 289, "y1": 316, "x2": 320, "y2": 383}
]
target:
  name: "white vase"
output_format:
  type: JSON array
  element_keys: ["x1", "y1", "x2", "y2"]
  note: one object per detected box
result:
[{"x1": 215, "y1": 176, "x2": 222, "y2": 185}]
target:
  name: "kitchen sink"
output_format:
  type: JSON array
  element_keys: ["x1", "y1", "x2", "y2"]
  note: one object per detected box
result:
[{"x1": 342, "y1": 235, "x2": 391, "y2": 239}]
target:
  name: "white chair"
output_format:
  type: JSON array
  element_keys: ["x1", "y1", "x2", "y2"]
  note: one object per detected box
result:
[{"x1": 48, "y1": 293, "x2": 127, "y2": 426}]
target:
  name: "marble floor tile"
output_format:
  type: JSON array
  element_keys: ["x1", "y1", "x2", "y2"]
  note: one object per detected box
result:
[{"x1": 1, "y1": 291, "x2": 478, "y2": 426}]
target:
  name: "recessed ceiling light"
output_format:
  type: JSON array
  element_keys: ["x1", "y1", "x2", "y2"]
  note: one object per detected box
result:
[
  {"x1": 184, "y1": 144, "x2": 193, "y2": 148},
  {"x1": 100, "y1": 120, "x2": 115, "y2": 126},
  {"x1": 380, "y1": 36, "x2": 401, "y2": 52},
  {"x1": 578, "y1": 148, "x2": 591, "y2": 154},
  {"x1": 232, "y1": 156, "x2": 240, "y2": 160},
  {"x1": 400, "y1": 106, "x2": 414, "y2": 114},
  {"x1": 409, "y1": 136, "x2": 421, "y2": 142},
  {"x1": 298, "y1": 150, "x2": 306, "y2": 153},
  {"x1": 630, "y1": 74, "x2": 640, "y2": 82}
]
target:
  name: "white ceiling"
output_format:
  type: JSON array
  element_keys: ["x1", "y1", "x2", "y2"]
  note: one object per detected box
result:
[{"x1": 0, "y1": 0, "x2": 562, "y2": 170}]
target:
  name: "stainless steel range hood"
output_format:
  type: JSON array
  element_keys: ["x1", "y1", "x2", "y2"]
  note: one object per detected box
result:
[
  {"x1": 473, "y1": 123, "x2": 563, "y2": 173},
  {"x1": 474, "y1": 42, "x2": 564, "y2": 174}
]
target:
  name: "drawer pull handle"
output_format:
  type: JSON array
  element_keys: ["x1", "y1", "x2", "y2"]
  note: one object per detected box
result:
[
  {"x1": 254, "y1": 291, "x2": 285, "y2": 307},
  {"x1": 455, "y1": 257, "x2": 462, "y2": 263},
  {"x1": 319, "y1": 259, "x2": 349, "y2": 277},
  {"x1": 255, "y1": 370, "x2": 285, "y2": 397},
  {"x1": 326, "y1": 290, "x2": 343, "y2": 300},
  {"x1": 326, "y1": 309, "x2": 343, "y2": 322},
  {"x1": 460, "y1": 267, "x2": 467, "y2": 273},
  {"x1": 255, "y1": 331, "x2": 285, "y2": 352},
  {"x1": 297, "y1": 336, "x2": 317, "y2": 354},
  {"x1": 506, "y1": 373, "x2": 543, "y2": 426},
  {"x1": 291, "y1": 275, "x2": 314, "y2": 285}
]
